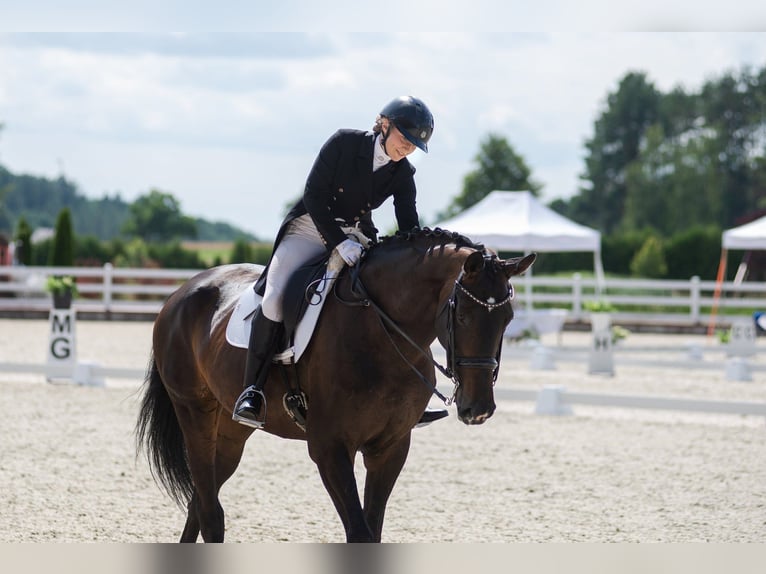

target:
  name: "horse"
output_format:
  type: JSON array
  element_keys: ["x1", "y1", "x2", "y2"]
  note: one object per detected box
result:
[{"x1": 136, "y1": 228, "x2": 536, "y2": 542}]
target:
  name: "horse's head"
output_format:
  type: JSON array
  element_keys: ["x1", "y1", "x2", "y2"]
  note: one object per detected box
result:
[{"x1": 437, "y1": 250, "x2": 536, "y2": 425}]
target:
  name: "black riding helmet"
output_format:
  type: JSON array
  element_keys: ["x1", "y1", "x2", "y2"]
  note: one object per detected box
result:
[{"x1": 380, "y1": 96, "x2": 434, "y2": 153}]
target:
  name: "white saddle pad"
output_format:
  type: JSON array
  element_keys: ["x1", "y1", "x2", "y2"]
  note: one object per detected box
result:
[{"x1": 225, "y1": 265, "x2": 342, "y2": 364}]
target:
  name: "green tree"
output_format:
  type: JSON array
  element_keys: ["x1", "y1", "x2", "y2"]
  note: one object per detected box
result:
[
  {"x1": 570, "y1": 72, "x2": 662, "y2": 233},
  {"x1": 14, "y1": 215, "x2": 33, "y2": 265},
  {"x1": 48, "y1": 208, "x2": 75, "y2": 266},
  {"x1": 113, "y1": 238, "x2": 151, "y2": 268},
  {"x1": 122, "y1": 189, "x2": 197, "y2": 243},
  {"x1": 440, "y1": 134, "x2": 541, "y2": 219},
  {"x1": 622, "y1": 124, "x2": 722, "y2": 235},
  {"x1": 630, "y1": 235, "x2": 667, "y2": 278},
  {"x1": 699, "y1": 67, "x2": 766, "y2": 227}
]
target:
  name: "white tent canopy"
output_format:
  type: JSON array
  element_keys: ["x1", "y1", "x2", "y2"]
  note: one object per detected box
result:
[
  {"x1": 722, "y1": 215, "x2": 766, "y2": 250},
  {"x1": 434, "y1": 190, "x2": 604, "y2": 288},
  {"x1": 434, "y1": 190, "x2": 601, "y2": 252}
]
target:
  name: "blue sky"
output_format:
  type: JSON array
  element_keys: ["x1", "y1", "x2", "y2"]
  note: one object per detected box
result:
[{"x1": 1, "y1": 30, "x2": 765, "y2": 239}]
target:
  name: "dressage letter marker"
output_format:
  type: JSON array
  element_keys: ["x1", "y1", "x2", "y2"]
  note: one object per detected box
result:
[
  {"x1": 727, "y1": 319, "x2": 757, "y2": 357},
  {"x1": 588, "y1": 312, "x2": 614, "y2": 375},
  {"x1": 47, "y1": 308, "x2": 77, "y2": 374}
]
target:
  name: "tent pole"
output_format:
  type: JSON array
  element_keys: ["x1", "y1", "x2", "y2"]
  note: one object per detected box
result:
[
  {"x1": 525, "y1": 252, "x2": 533, "y2": 311},
  {"x1": 594, "y1": 249, "x2": 605, "y2": 296},
  {"x1": 707, "y1": 249, "x2": 727, "y2": 338}
]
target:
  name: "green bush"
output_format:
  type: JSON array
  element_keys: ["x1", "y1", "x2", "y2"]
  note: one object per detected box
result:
[
  {"x1": 663, "y1": 225, "x2": 721, "y2": 279},
  {"x1": 229, "y1": 238, "x2": 254, "y2": 264},
  {"x1": 148, "y1": 241, "x2": 205, "y2": 269},
  {"x1": 602, "y1": 230, "x2": 651, "y2": 276},
  {"x1": 75, "y1": 234, "x2": 115, "y2": 265}
]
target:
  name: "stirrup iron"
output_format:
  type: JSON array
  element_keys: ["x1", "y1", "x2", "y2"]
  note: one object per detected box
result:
[{"x1": 232, "y1": 387, "x2": 267, "y2": 429}]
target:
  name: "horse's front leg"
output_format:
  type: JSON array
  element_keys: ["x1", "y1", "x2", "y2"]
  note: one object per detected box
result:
[
  {"x1": 361, "y1": 432, "x2": 412, "y2": 542},
  {"x1": 309, "y1": 438, "x2": 374, "y2": 542}
]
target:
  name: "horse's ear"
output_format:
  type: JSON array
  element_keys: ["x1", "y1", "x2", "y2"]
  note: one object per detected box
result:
[
  {"x1": 502, "y1": 253, "x2": 537, "y2": 279},
  {"x1": 463, "y1": 251, "x2": 486, "y2": 276}
]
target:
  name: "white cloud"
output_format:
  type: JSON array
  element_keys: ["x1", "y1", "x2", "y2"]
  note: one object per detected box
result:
[{"x1": 1, "y1": 32, "x2": 765, "y2": 240}]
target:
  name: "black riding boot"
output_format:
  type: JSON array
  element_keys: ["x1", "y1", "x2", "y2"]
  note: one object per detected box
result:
[{"x1": 232, "y1": 307, "x2": 283, "y2": 429}]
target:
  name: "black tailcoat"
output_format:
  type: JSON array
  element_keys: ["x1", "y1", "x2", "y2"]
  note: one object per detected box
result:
[{"x1": 255, "y1": 129, "x2": 420, "y2": 294}]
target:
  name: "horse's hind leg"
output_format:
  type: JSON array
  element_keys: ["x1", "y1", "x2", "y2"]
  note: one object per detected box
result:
[
  {"x1": 180, "y1": 493, "x2": 202, "y2": 542},
  {"x1": 173, "y1": 401, "x2": 227, "y2": 542},
  {"x1": 362, "y1": 432, "x2": 412, "y2": 542},
  {"x1": 179, "y1": 413, "x2": 253, "y2": 543}
]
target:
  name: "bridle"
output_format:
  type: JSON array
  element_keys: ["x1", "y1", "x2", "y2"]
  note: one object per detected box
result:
[
  {"x1": 338, "y1": 258, "x2": 514, "y2": 405},
  {"x1": 439, "y1": 270, "x2": 515, "y2": 399}
]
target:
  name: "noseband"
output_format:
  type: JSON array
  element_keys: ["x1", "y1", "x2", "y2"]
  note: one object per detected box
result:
[{"x1": 341, "y1": 260, "x2": 514, "y2": 405}]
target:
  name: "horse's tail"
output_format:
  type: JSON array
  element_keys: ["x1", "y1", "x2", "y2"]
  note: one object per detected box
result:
[{"x1": 135, "y1": 354, "x2": 194, "y2": 508}]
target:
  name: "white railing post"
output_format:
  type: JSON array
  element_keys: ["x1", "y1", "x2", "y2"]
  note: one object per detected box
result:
[
  {"x1": 690, "y1": 275, "x2": 700, "y2": 323},
  {"x1": 572, "y1": 273, "x2": 582, "y2": 320},
  {"x1": 103, "y1": 263, "x2": 113, "y2": 312},
  {"x1": 525, "y1": 269, "x2": 533, "y2": 311}
]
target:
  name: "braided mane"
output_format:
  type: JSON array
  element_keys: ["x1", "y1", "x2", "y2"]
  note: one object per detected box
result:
[{"x1": 371, "y1": 227, "x2": 484, "y2": 253}]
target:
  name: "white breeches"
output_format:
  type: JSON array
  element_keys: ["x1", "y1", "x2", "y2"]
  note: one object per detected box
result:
[{"x1": 261, "y1": 215, "x2": 327, "y2": 322}]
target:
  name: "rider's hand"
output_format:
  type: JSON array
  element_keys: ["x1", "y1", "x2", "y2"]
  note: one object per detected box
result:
[{"x1": 335, "y1": 238, "x2": 364, "y2": 266}]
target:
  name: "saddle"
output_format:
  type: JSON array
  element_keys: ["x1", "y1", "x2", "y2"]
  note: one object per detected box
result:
[
  {"x1": 225, "y1": 228, "x2": 371, "y2": 364},
  {"x1": 281, "y1": 251, "x2": 333, "y2": 344}
]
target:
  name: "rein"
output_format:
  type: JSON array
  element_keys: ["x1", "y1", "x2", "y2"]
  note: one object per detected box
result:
[{"x1": 336, "y1": 259, "x2": 514, "y2": 406}]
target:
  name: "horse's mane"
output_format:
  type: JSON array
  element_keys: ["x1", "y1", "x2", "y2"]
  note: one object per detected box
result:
[{"x1": 370, "y1": 227, "x2": 485, "y2": 254}]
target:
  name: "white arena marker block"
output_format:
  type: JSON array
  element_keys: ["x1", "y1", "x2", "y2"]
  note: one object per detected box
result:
[
  {"x1": 534, "y1": 385, "x2": 573, "y2": 416},
  {"x1": 727, "y1": 319, "x2": 757, "y2": 357},
  {"x1": 725, "y1": 357, "x2": 752, "y2": 382},
  {"x1": 686, "y1": 342, "x2": 704, "y2": 361},
  {"x1": 72, "y1": 361, "x2": 106, "y2": 387},
  {"x1": 530, "y1": 345, "x2": 556, "y2": 371}
]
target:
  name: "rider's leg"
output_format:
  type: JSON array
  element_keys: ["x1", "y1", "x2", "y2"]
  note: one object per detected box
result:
[
  {"x1": 232, "y1": 306, "x2": 284, "y2": 428},
  {"x1": 233, "y1": 224, "x2": 327, "y2": 429}
]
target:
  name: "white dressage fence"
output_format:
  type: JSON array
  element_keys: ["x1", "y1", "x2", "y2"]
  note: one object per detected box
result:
[
  {"x1": 2, "y1": 264, "x2": 766, "y2": 419},
  {"x1": 504, "y1": 386, "x2": 766, "y2": 418},
  {"x1": 0, "y1": 263, "x2": 199, "y2": 315},
  {"x1": 1, "y1": 265, "x2": 765, "y2": 326}
]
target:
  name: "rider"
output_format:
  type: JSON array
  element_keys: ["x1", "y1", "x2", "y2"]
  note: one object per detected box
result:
[{"x1": 233, "y1": 95, "x2": 448, "y2": 429}]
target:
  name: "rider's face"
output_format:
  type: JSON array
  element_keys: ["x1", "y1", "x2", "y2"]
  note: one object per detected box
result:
[{"x1": 383, "y1": 122, "x2": 416, "y2": 161}]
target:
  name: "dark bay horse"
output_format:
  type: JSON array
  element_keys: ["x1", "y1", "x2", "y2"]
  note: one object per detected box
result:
[{"x1": 136, "y1": 228, "x2": 536, "y2": 542}]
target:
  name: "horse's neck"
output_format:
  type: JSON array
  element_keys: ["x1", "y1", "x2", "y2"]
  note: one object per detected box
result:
[{"x1": 364, "y1": 243, "x2": 468, "y2": 324}]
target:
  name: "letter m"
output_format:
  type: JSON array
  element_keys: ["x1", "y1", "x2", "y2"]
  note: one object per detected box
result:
[{"x1": 52, "y1": 314, "x2": 72, "y2": 334}]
